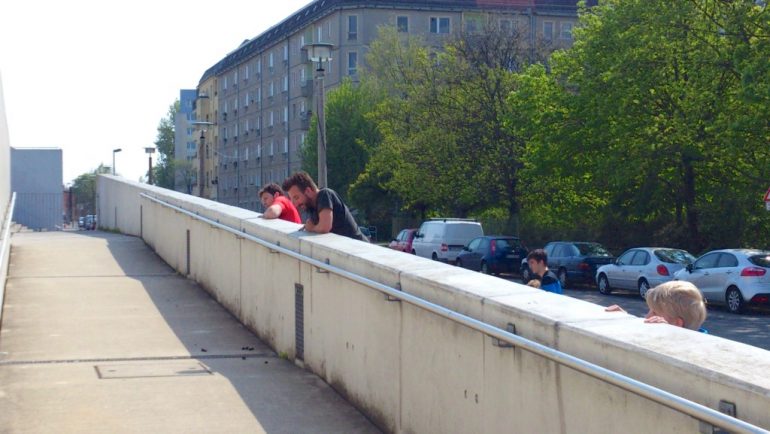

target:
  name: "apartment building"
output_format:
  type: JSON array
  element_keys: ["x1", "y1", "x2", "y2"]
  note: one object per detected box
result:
[
  {"x1": 196, "y1": 0, "x2": 588, "y2": 210},
  {"x1": 173, "y1": 89, "x2": 198, "y2": 194}
]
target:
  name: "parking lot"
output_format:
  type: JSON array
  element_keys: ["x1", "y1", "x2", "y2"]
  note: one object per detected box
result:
[{"x1": 504, "y1": 275, "x2": 770, "y2": 351}]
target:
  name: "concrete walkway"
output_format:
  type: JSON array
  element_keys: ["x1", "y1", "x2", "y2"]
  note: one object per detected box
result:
[{"x1": 0, "y1": 231, "x2": 380, "y2": 434}]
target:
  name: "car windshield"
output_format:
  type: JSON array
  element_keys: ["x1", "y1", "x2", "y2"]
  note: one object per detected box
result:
[
  {"x1": 576, "y1": 243, "x2": 611, "y2": 256},
  {"x1": 494, "y1": 238, "x2": 520, "y2": 250},
  {"x1": 749, "y1": 254, "x2": 770, "y2": 268},
  {"x1": 654, "y1": 249, "x2": 695, "y2": 264}
]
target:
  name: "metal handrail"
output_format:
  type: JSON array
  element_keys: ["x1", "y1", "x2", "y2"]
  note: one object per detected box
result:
[
  {"x1": 139, "y1": 192, "x2": 767, "y2": 434},
  {"x1": 0, "y1": 192, "x2": 17, "y2": 268}
]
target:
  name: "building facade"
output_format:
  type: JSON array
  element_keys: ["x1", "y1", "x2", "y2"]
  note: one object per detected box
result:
[
  {"x1": 174, "y1": 89, "x2": 198, "y2": 193},
  {"x1": 10, "y1": 148, "x2": 63, "y2": 230},
  {"x1": 196, "y1": 0, "x2": 588, "y2": 211}
]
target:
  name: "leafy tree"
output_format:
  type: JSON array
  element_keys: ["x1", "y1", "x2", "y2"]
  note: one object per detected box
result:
[
  {"x1": 174, "y1": 159, "x2": 197, "y2": 194},
  {"x1": 71, "y1": 164, "x2": 110, "y2": 216},
  {"x1": 301, "y1": 78, "x2": 383, "y2": 201},
  {"x1": 151, "y1": 100, "x2": 179, "y2": 189},
  {"x1": 511, "y1": 0, "x2": 770, "y2": 251}
]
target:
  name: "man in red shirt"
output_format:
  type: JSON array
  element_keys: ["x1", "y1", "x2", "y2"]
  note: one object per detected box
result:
[{"x1": 258, "y1": 183, "x2": 302, "y2": 224}]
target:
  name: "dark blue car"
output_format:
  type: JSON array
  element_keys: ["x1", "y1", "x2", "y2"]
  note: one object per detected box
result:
[{"x1": 456, "y1": 236, "x2": 527, "y2": 275}]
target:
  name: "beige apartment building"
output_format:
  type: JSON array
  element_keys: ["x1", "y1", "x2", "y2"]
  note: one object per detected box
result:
[{"x1": 195, "y1": 0, "x2": 588, "y2": 210}]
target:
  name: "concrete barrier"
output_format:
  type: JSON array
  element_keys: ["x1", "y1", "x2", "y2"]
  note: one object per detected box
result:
[{"x1": 98, "y1": 175, "x2": 770, "y2": 433}]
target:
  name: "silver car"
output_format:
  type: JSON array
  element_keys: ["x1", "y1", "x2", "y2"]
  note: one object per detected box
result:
[
  {"x1": 596, "y1": 247, "x2": 695, "y2": 298},
  {"x1": 674, "y1": 249, "x2": 770, "y2": 314}
]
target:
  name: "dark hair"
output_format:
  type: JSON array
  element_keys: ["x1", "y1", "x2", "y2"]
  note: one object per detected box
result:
[
  {"x1": 282, "y1": 171, "x2": 317, "y2": 193},
  {"x1": 258, "y1": 183, "x2": 283, "y2": 197},
  {"x1": 527, "y1": 249, "x2": 548, "y2": 265}
]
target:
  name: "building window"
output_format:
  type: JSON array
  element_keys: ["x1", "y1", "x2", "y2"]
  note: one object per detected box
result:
[
  {"x1": 270, "y1": 140, "x2": 274, "y2": 156},
  {"x1": 269, "y1": 111, "x2": 274, "y2": 127},
  {"x1": 348, "y1": 15, "x2": 358, "y2": 40},
  {"x1": 257, "y1": 88, "x2": 261, "y2": 102},
  {"x1": 244, "y1": 65, "x2": 249, "y2": 80},
  {"x1": 256, "y1": 60, "x2": 261, "y2": 75},
  {"x1": 300, "y1": 35, "x2": 305, "y2": 49},
  {"x1": 430, "y1": 17, "x2": 450, "y2": 34},
  {"x1": 283, "y1": 107, "x2": 288, "y2": 123},
  {"x1": 283, "y1": 138, "x2": 289, "y2": 153},
  {"x1": 348, "y1": 51, "x2": 358, "y2": 76},
  {"x1": 283, "y1": 75, "x2": 288, "y2": 92},
  {"x1": 317, "y1": 25, "x2": 322, "y2": 42},
  {"x1": 283, "y1": 44, "x2": 288, "y2": 61},
  {"x1": 397, "y1": 16, "x2": 409, "y2": 33},
  {"x1": 300, "y1": 68, "x2": 306, "y2": 83},
  {"x1": 269, "y1": 52, "x2": 274, "y2": 69},
  {"x1": 223, "y1": 76, "x2": 228, "y2": 91},
  {"x1": 234, "y1": 71, "x2": 238, "y2": 83},
  {"x1": 560, "y1": 22, "x2": 573, "y2": 40},
  {"x1": 543, "y1": 21, "x2": 554, "y2": 41},
  {"x1": 269, "y1": 82, "x2": 274, "y2": 97}
]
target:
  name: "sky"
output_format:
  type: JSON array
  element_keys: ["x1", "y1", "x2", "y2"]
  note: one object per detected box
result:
[{"x1": 0, "y1": 0, "x2": 313, "y2": 184}]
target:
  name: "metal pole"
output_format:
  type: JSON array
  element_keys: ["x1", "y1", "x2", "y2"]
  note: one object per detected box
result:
[
  {"x1": 199, "y1": 133, "x2": 205, "y2": 197},
  {"x1": 112, "y1": 153, "x2": 116, "y2": 176},
  {"x1": 316, "y1": 63, "x2": 327, "y2": 189},
  {"x1": 148, "y1": 155, "x2": 153, "y2": 185}
]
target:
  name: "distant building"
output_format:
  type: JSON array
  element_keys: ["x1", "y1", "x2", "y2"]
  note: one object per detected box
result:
[
  {"x1": 174, "y1": 89, "x2": 198, "y2": 193},
  {"x1": 196, "y1": 0, "x2": 590, "y2": 210},
  {"x1": 11, "y1": 148, "x2": 63, "y2": 230}
]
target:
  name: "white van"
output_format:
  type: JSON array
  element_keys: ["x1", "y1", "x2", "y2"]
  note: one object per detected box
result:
[{"x1": 412, "y1": 219, "x2": 484, "y2": 263}]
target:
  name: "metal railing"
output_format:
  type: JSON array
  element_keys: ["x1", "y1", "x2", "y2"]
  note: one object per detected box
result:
[
  {"x1": 1, "y1": 192, "x2": 18, "y2": 321},
  {"x1": 140, "y1": 192, "x2": 767, "y2": 434}
]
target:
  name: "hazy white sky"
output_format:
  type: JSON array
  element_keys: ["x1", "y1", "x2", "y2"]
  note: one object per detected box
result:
[{"x1": 0, "y1": 0, "x2": 313, "y2": 184}]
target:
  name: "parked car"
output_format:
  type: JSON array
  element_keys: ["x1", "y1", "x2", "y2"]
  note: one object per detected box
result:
[
  {"x1": 389, "y1": 228, "x2": 417, "y2": 253},
  {"x1": 456, "y1": 236, "x2": 527, "y2": 275},
  {"x1": 78, "y1": 216, "x2": 85, "y2": 229},
  {"x1": 595, "y1": 247, "x2": 695, "y2": 298},
  {"x1": 674, "y1": 249, "x2": 770, "y2": 314},
  {"x1": 522, "y1": 241, "x2": 614, "y2": 287},
  {"x1": 84, "y1": 215, "x2": 97, "y2": 230},
  {"x1": 412, "y1": 219, "x2": 484, "y2": 264}
]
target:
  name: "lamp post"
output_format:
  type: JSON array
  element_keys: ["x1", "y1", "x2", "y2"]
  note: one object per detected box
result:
[
  {"x1": 191, "y1": 121, "x2": 215, "y2": 198},
  {"x1": 303, "y1": 42, "x2": 334, "y2": 188},
  {"x1": 145, "y1": 146, "x2": 156, "y2": 185},
  {"x1": 112, "y1": 148, "x2": 122, "y2": 175}
]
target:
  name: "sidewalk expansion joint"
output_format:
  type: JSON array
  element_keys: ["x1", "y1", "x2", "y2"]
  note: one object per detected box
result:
[
  {"x1": 6, "y1": 273, "x2": 178, "y2": 280},
  {"x1": 0, "y1": 352, "x2": 277, "y2": 366}
]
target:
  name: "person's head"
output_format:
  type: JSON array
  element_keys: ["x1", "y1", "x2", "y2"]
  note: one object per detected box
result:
[
  {"x1": 645, "y1": 281, "x2": 707, "y2": 330},
  {"x1": 527, "y1": 249, "x2": 548, "y2": 276},
  {"x1": 258, "y1": 183, "x2": 284, "y2": 208},
  {"x1": 282, "y1": 171, "x2": 318, "y2": 212}
]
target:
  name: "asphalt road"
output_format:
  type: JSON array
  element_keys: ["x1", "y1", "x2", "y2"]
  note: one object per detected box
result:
[{"x1": 504, "y1": 275, "x2": 770, "y2": 351}]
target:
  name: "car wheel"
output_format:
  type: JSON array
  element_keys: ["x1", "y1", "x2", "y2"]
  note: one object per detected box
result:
[
  {"x1": 726, "y1": 286, "x2": 745, "y2": 314},
  {"x1": 557, "y1": 268, "x2": 568, "y2": 289},
  {"x1": 411, "y1": 250, "x2": 416, "y2": 255},
  {"x1": 456, "y1": 259, "x2": 463, "y2": 268},
  {"x1": 432, "y1": 252, "x2": 438, "y2": 261},
  {"x1": 638, "y1": 279, "x2": 650, "y2": 299},
  {"x1": 481, "y1": 261, "x2": 489, "y2": 274},
  {"x1": 597, "y1": 274, "x2": 611, "y2": 295}
]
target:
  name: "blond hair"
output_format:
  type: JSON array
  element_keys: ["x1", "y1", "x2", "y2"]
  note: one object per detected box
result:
[{"x1": 645, "y1": 281, "x2": 707, "y2": 330}]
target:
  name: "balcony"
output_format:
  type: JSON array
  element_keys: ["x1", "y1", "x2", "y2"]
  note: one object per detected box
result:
[{"x1": 300, "y1": 80, "x2": 313, "y2": 97}]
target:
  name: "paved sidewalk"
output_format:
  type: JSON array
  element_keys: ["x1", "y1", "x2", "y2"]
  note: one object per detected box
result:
[{"x1": 0, "y1": 231, "x2": 379, "y2": 434}]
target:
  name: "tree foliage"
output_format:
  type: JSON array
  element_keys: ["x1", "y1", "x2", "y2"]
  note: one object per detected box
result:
[
  {"x1": 511, "y1": 0, "x2": 770, "y2": 252},
  {"x1": 152, "y1": 100, "x2": 179, "y2": 189}
]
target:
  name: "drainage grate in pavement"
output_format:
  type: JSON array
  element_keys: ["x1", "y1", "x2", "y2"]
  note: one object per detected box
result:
[{"x1": 95, "y1": 361, "x2": 213, "y2": 380}]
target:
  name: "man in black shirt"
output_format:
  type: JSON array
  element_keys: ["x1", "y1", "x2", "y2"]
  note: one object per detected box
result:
[{"x1": 282, "y1": 172, "x2": 368, "y2": 242}]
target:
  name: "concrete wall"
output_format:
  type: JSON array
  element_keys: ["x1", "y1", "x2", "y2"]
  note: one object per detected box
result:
[
  {"x1": 0, "y1": 72, "x2": 12, "y2": 325},
  {"x1": 98, "y1": 174, "x2": 770, "y2": 433},
  {"x1": 11, "y1": 148, "x2": 62, "y2": 230}
]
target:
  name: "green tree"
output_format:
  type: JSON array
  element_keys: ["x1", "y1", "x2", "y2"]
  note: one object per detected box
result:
[
  {"x1": 152, "y1": 100, "x2": 179, "y2": 188},
  {"x1": 301, "y1": 78, "x2": 383, "y2": 202},
  {"x1": 510, "y1": 0, "x2": 770, "y2": 251},
  {"x1": 71, "y1": 164, "x2": 110, "y2": 216}
]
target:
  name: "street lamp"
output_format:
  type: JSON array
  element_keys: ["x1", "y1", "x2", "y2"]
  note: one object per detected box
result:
[
  {"x1": 145, "y1": 146, "x2": 156, "y2": 185},
  {"x1": 303, "y1": 42, "x2": 334, "y2": 188},
  {"x1": 112, "y1": 148, "x2": 122, "y2": 175},
  {"x1": 191, "y1": 121, "x2": 215, "y2": 198}
]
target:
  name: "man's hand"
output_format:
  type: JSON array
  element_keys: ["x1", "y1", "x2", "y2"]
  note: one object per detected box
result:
[
  {"x1": 605, "y1": 304, "x2": 626, "y2": 313},
  {"x1": 644, "y1": 315, "x2": 670, "y2": 325},
  {"x1": 304, "y1": 219, "x2": 317, "y2": 232}
]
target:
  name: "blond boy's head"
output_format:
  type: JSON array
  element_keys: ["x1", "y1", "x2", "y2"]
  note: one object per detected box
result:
[{"x1": 645, "y1": 281, "x2": 707, "y2": 330}]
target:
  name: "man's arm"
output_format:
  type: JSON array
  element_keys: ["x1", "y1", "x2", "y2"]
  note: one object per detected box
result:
[
  {"x1": 305, "y1": 209, "x2": 333, "y2": 233},
  {"x1": 262, "y1": 203, "x2": 283, "y2": 219}
]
